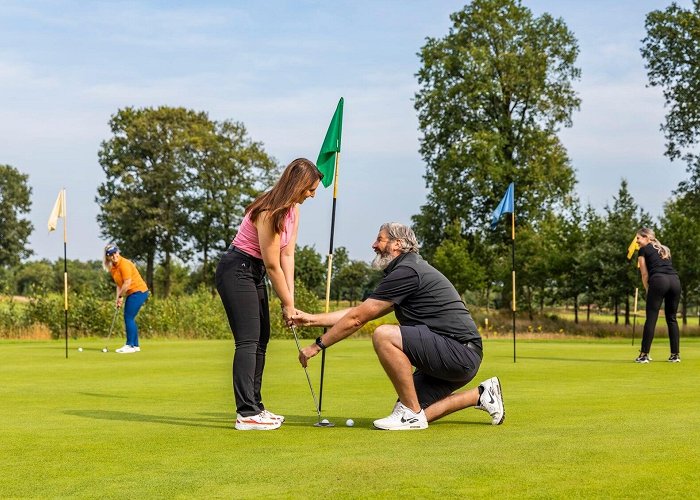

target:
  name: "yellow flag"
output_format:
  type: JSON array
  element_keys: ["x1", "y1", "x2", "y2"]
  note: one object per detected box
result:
[
  {"x1": 626, "y1": 236, "x2": 639, "y2": 260},
  {"x1": 48, "y1": 189, "x2": 66, "y2": 232}
]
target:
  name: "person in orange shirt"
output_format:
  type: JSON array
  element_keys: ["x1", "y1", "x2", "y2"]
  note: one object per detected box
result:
[{"x1": 103, "y1": 244, "x2": 150, "y2": 354}]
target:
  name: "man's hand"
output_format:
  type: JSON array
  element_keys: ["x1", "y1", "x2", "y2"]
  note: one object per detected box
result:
[
  {"x1": 291, "y1": 309, "x2": 313, "y2": 327},
  {"x1": 298, "y1": 343, "x2": 321, "y2": 368}
]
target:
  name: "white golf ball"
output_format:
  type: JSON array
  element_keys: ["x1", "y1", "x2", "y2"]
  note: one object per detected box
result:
[
  {"x1": 346, "y1": 419, "x2": 354, "y2": 427},
  {"x1": 102, "y1": 348, "x2": 108, "y2": 353},
  {"x1": 78, "y1": 347, "x2": 83, "y2": 352},
  {"x1": 320, "y1": 418, "x2": 329, "y2": 424}
]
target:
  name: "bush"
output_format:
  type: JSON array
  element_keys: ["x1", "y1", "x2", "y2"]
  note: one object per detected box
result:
[{"x1": 13, "y1": 279, "x2": 328, "y2": 340}]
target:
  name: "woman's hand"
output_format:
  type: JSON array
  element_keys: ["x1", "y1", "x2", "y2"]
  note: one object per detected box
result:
[
  {"x1": 282, "y1": 304, "x2": 296, "y2": 326},
  {"x1": 116, "y1": 296, "x2": 123, "y2": 309}
]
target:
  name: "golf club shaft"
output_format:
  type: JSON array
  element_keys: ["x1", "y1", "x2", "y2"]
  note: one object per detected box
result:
[
  {"x1": 291, "y1": 326, "x2": 322, "y2": 419},
  {"x1": 106, "y1": 306, "x2": 119, "y2": 344}
]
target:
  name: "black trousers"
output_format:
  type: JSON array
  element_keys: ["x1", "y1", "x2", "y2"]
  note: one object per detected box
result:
[
  {"x1": 215, "y1": 247, "x2": 270, "y2": 417},
  {"x1": 642, "y1": 273, "x2": 681, "y2": 355}
]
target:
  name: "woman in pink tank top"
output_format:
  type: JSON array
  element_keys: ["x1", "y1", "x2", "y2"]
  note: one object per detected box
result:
[{"x1": 215, "y1": 158, "x2": 323, "y2": 430}]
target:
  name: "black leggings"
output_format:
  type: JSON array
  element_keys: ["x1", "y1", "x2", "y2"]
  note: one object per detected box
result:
[
  {"x1": 642, "y1": 273, "x2": 681, "y2": 355},
  {"x1": 215, "y1": 248, "x2": 270, "y2": 417}
]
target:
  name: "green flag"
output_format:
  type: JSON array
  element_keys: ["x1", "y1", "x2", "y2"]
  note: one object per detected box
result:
[{"x1": 316, "y1": 97, "x2": 344, "y2": 188}]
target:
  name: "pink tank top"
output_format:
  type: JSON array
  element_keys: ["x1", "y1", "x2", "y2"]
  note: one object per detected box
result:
[{"x1": 232, "y1": 207, "x2": 296, "y2": 259}]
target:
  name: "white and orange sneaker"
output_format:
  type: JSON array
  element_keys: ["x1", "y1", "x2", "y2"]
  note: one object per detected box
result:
[
  {"x1": 261, "y1": 409, "x2": 285, "y2": 423},
  {"x1": 235, "y1": 411, "x2": 282, "y2": 431}
]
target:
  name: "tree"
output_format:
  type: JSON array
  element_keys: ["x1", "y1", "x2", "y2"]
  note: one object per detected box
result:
[
  {"x1": 413, "y1": 0, "x2": 580, "y2": 256},
  {"x1": 97, "y1": 107, "x2": 278, "y2": 296},
  {"x1": 334, "y1": 260, "x2": 373, "y2": 305},
  {"x1": 642, "y1": 2, "x2": 700, "y2": 188},
  {"x1": 600, "y1": 180, "x2": 652, "y2": 325},
  {"x1": 550, "y1": 201, "x2": 587, "y2": 323},
  {"x1": 14, "y1": 260, "x2": 54, "y2": 296},
  {"x1": 295, "y1": 245, "x2": 326, "y2": 296},
  {"x1": 660, "y1": 194, "x2": 700, "y2": 324},
  {"x1": 432, "y1": 221, "x2": 485, "y2": 296},
  {"x1": 329, "y1": 246, "x2": 350, "y2": 303},
  {"x1": 0, "y1": 164, "x2": 33, "y2": 267},
  {"x1": 97, "y1": 107, "x2": 200, "y2": 296},
  {"x1": 185, "y1": 120, "x2": 278, "y2": 287}
]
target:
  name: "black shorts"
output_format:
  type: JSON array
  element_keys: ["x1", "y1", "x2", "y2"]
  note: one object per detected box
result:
[{"x1": 400, "y1": 324, "x2": 481, "y2": 409}]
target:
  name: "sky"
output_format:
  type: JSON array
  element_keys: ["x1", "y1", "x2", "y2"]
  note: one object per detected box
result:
[{"x1": 0, "y1": 0, "x2": 691, "y2": 265}]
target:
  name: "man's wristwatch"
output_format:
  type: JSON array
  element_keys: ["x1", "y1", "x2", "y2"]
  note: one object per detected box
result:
[{"x1": 315, "y1": 336, "x2": 327, "y2": 350}]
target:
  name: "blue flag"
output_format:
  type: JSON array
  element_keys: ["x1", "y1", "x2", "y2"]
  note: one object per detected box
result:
[{"x1": 490, "y1": 183, "x2": 515, "y2": 229}]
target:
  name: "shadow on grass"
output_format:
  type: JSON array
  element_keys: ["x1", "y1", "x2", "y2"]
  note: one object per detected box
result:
[
  {"x1": 64, "y1": 410, "x2": 232, "y2": 429},
  {"x1": 506, "y1": 356, "x2": 631, "y2": 364},
  {"x1": 78, "y1": 392, "x2": 129, "y2": 399}
]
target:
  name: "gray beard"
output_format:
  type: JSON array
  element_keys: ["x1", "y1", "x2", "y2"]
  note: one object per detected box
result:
[{"x1": 371, "y1": 252, "x2": 395, "y2": 270}]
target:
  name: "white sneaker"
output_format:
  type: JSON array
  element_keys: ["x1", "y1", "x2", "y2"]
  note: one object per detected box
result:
[
  {"x1": 261, "y1": 409, "x2": 285, "y2": 422},
  {"x1": 373, "y1": 402, "x2": 428, "y2": 430},
  {"x1": 235, "y1": 411, "x2": 282, "y2": 431},
  {"x1": 116, "y1": 345, "x2": 138, "y2": 354},
  {"x1": 476, "y1": 377, "x2": 505, "y2": 425}
]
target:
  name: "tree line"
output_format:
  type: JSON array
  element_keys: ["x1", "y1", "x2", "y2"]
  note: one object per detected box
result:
[{"x1": 2, "y1": 0, "x2": 700, "y2": 324}]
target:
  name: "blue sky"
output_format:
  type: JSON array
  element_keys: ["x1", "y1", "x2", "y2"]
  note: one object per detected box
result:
[{"x1": 0, "y1": 0, "x2": 691, "y2": 264}]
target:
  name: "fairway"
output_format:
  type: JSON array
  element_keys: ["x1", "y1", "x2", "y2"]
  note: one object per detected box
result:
[{"x1": 1, "y1": 337, "x2": 697, "y2": 498}]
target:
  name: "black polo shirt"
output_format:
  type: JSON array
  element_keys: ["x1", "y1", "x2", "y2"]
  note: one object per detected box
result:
[
  {"x1": 639, "y1": 244, "x2": 677, "y2": 277},
  {"x1": 369, "y1": 252, "x2": 481, "y2": 347}
]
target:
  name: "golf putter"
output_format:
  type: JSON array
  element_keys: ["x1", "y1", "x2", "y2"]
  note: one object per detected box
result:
[
  {"x1": 290, "y1": 325, "x2": 333, "y2": 427},
  {"x1": 103, "y1": 306, "x2": 120, "y2": 352}
]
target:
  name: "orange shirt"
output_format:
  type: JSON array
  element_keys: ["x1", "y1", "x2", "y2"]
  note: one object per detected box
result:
[{"x1": 110, "y1": 257, "x2": 148, "y2": 295}]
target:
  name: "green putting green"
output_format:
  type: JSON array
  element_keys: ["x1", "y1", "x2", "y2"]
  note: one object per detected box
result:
[{"x1": 1, "y1": 337, "x2": 696, "y2": 498}]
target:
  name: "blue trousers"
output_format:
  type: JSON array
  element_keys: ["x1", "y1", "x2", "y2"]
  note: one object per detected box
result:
[{"x1": 124, "y1": 291, "x2": 149, "y2": 347}]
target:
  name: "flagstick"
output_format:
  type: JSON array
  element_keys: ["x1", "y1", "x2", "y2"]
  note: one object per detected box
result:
[
  {"x1": 511, "y1": 211, "x2": 516, "y2": 363},
  {"x1": 319, "y1": 152, "x2": 340, "y2": 413},
  {"x1": 62, "y1": 190, "x2": 69, "y2": 359}
]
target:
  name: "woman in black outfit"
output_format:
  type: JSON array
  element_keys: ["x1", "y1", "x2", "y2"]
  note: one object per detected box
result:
[{"x1": 635, "y1": 227, "x2": 681, "y2": 363}]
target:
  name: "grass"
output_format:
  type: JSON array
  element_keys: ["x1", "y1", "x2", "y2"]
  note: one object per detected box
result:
[{"x1": 1, "y1": 337, "x2": 697, "y2": 498}]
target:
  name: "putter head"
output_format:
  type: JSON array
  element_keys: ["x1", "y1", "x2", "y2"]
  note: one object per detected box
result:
[{"x1": 314, "y1": 420, "x2": 335, "y2": 428}]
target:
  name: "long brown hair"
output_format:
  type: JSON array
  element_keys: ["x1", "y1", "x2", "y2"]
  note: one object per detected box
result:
[
  {"x1": 247, "y1": 158, "x2": 323, "y2": 233},
  {"x1": 638, "y1": 227, "x2": 671, "y2": 260}
]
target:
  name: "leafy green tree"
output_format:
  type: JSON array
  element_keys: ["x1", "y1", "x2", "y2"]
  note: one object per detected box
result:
[
  {"x1": 0, "y1": 164, "x2": 33, "y2": 267},
  {"x1": 433, "y1": 221, "x2": 485, "y2": 296},
  {"x1": 185, "y1": 120, "x2": 278, "y2": 287},
  {"x1": 578, "y1": 205, "x2": 607, "y2": 322},
  {"x1": 550, "y1": 201, "x2": 587, "y2": 323},
  {"x1": 642, "y1": 2, "x2": 700, "y2": 188},
  {"x1": 329, "y1": 246, "x2": 350, "y2": 304},
  {"x1": 295, "y1": 245, "x2": 326, "y2": 296},
  {"x1": 601, "y1": 180, "x2": 652, "y2": 324},
  {"x1": 97, "y1": 107, "x2": 202, "y2": 296},
  {"x1": 153, "y1": 259, "x2": 191, "y2": 297},
  {"x1": 52, "y1": 259, "x2": 111, "y2": 297},
  {"x1": 14, "y1": 260, "x2": 54, "y2": 296},
  {"x1": 413, "y1": 0, "x2": 580, "y2": 256},
  {"x1": 517, "y1": 214, "x2": 560, "y2": 318},
  {"x1": 334, "y1": 260, "x2": 373, "y2": 305},
  {"x1": 660, "y1": 194, "x2": 700, "y2": 324}
]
